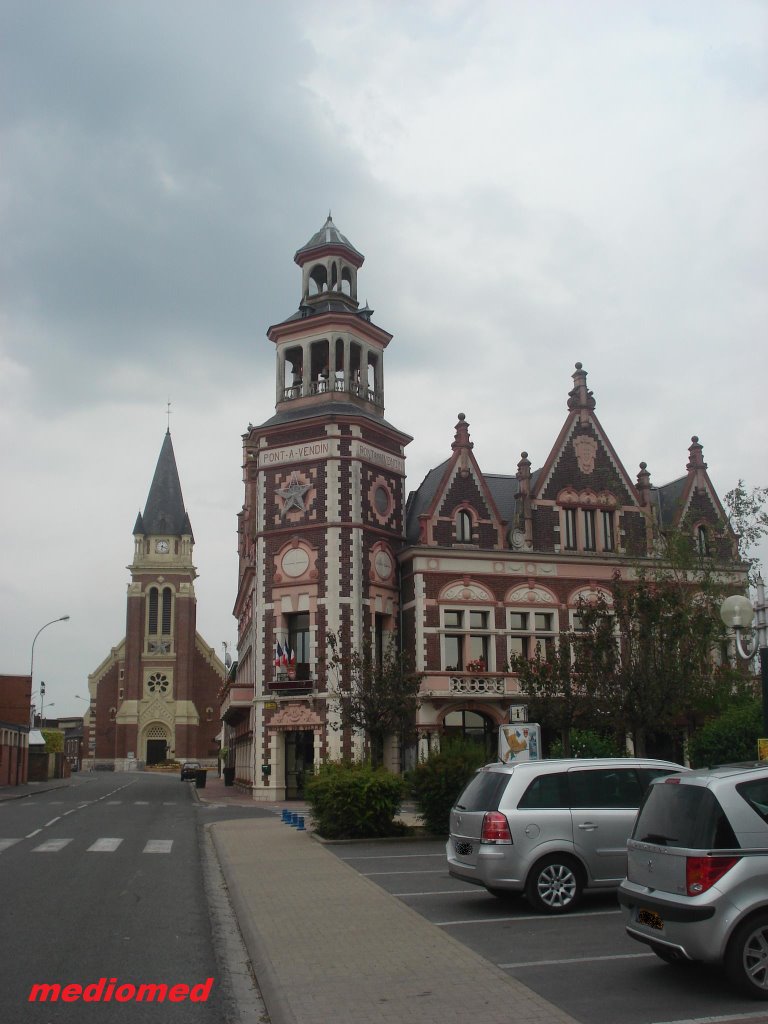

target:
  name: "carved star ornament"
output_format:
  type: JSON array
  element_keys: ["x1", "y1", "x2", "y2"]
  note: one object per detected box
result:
[{"x1": 276, "y1": 471, "x2": 312, "y2": 517}]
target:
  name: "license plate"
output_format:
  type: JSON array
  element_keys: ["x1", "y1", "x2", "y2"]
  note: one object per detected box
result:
[
  {"x1": 454, "y1": 841, "x2": 473, "y2": 857},
  {"x1": 638, "y1": 908, "x2": 664, "y2": 931}
]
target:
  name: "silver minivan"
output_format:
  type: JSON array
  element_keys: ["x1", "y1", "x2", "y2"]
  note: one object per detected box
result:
[{"x1": 447, "y1": 757, "x2": 683, "y2": 913}]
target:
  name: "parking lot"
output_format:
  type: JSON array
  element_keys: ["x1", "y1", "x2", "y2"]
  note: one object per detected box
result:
[{"x1": 329, "y1": 837, "x2": 766, "y2": 1024}]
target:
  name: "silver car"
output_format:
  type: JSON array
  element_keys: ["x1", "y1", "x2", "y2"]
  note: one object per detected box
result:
[
  {"x1": 618, "y1": 763, "x2": 768, "y2": 999},
  {"x1": 447, "y1": 757, "x2": 683, "y2": 913}
]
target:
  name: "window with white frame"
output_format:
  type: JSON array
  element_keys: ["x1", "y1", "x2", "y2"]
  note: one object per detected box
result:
[
  {"x1": 564, "y1": 509, "x2": 577, "y2": 550},
  {"x1": 602, "y1": 510, "x2": 616, "y2": 551},
  {"x1": 455, "y1": 509, "x2": 473, "y2": 543},
  {"x1": 508, "y1": 609, "x2": 557, "y2": 661},
  {"x1": 561, "y1": 506, "x2": 617, "y2": 553},
  {"x1": 583, "y1": 509, "x2": 596, "y2": 551},
  {"x1": 443, "y1": 609, "x2": 490, "y2": 671}
]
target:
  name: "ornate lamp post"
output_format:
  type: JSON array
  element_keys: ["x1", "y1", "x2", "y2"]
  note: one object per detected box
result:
[{"x1": 720, "y1": 577, "x2": 768, "y2": 741}]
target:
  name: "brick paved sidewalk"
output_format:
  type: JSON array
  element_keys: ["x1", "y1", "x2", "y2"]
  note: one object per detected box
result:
[{"x1": 211, "y1": 816, "x2": 578, "y2": 1024}]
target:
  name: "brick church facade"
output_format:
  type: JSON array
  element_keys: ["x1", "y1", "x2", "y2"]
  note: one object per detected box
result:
[
  {"x1": 87, "y1": 432, "x2": 224, "y2": 769},
  {"x1": 221, "y1": 216, "x2": 746, "y2": 799}
]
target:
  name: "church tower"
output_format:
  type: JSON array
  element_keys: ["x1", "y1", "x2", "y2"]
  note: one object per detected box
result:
[
  {"x1": 235, "y1": 215, "x2": 412, "y2": 800},
  {"x1": 87, "y1": 431, "x2": 224, "y2": 768}
]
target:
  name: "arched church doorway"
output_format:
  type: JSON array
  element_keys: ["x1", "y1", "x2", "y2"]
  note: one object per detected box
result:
[
  {"x1": 142, "y1": 722, "x2": 172, "y2": 765},
  {"x1": 442, "y1": 708, "x2": 497, "y2": 760}
]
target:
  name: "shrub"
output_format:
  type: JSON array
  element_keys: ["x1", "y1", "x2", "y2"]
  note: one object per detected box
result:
[
  {"x1": 548, "y1": 730, "x2": 624, "y2": 759},
  {"x1": 689, "y1": 700, "x2": 763, "y2": 768},
  {"x1": 410, "y1": 739, "x2": 489, "y2": 836},
  {"x1": 304, "y1": 761, "x2": 406, "y2": 839}
]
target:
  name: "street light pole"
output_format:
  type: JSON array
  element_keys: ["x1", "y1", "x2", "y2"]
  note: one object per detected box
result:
[
  {"x1": 720, "y1": 577, "x2": 768, "y2": 741},
  {"x1": 30, "y1": 615, "x2": 70, "y2": 694}
]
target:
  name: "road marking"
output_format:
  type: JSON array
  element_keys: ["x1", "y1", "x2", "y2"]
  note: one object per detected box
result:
[
  {"x1": 498, "y1": 952, "x2": 654, "y2": 969},
  {"x1": 87, "y1": 838, "x2": 124, "y2": 853},
  {"x1": 650, "y1": 1012, "x2": 768, "y2": 1024},
  {"x1": 362, "y1": 869, "x2": 447, "y2": 876},
  {"x1": 33, "y1": 838, "x2": 73, "y2": 853},
  {"x1": 106, "y1": 801, "x2": 122, "y2": 805},
  {"x1": 393, "y1": 888, "x2": 482, "y2": 896},
  {"x1": 0, "y1": 839, "x2": 22, "y2": 852},
  {"x1": 341, "y1": 852, "x2": 445, "y2": 860},
  {"x1": 143, "y1": 840, "x2": 173, "y2": 854},
  {"x1": 45, "y1": 817, "x2": 61, "y2": 826},
  {"x1": 134, "y1": 801, "x2": 150, "y2": 805},
  {"x1": 26, "y1": 829, "x2": 42, "y2": 838},
  {"x1": 162, "y1": 802, "x2": 178, "y2": 806},
  {"x1": 436, "y1": 908, "x2": 622, "y2": 927}
]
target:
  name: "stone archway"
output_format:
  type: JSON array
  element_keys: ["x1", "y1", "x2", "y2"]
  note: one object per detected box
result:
[{"x1": 142, "y1": 721, "x2": 172, "y2": 765}]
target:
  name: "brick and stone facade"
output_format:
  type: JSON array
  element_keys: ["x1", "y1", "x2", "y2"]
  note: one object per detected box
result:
[
  {"x1": 87, "y1": 432, "x2": 225, "y2": 769},
  {"x1": 230, "y1": 217, "x2": 747, "y2": 795}
]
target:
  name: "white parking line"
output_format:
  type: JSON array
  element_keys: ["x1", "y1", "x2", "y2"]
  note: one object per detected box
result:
[
  {"x1": 362, "y1": 869, "x2": 447, "y2": 876},
  {"x1": 143, "y1": 840, "x2": 173, "y2": 854},
  {"x1": 33, "y1": 838, "x2": 73, "y2": 853},
  {"x1": 25, "y1": 829, "x2": 42, "y2": 838},
  {"x1": 87, "y1": 838, "x2": 124, "y2": 853},
  {"x1": 436, "y1": 908, "x2": 622, "y2": 927},
  {"x1": 134, "y1": 801, "x2": 150, "y2": 805},
  {"x1": 392, "y1": 889, "x2": 481, "y2": 896},
  {"x1": 650, "y1": 1013, "x2": 768, "y2": 1024},
  {"x1": 498, "y1": 952, "x2": 653, "y2": 969},
  {"x1": 0, "y1": 839, "x2": 21, "y2": 852},
  {"x1": 45, "y1": 817, "x2": 61, "y2": 826}
]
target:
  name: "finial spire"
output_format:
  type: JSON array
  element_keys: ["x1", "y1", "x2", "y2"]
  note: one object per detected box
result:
[{"x1": 166, "y1": 399, "x2": 172, "y2": 433}]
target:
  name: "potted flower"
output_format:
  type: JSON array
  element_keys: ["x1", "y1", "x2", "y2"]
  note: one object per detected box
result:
[{"x1": 465, "y1": 658, "x2": 486, "y2": 673}]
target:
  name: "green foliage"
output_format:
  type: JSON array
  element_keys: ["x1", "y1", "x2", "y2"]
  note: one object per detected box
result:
[
  {"x1": 304, "y1": 761, "x2": 406, "y2": 839},
  {"x1": 410, "y1": 739, "x2": 489, "y2": 836},
  {"x1": 548, "y1": 729, "x2": 624, "y2": 759},
  {"x1": 575, "y1": 565, "x2": 737, "y2": 756},
  {"x1": 725, "y1": 480, "x2": 768, "y2": 586},
  {"x1": 510, "y1": 635, "x2": 595, "y2": 757},
  {"x1": 688, "y1": 700, "x2": 763, "y2": 768},
  {"x1": 322, "y1": 631, "x2": 423, "y2": 768},
  {"x1": 41, "y1": 729, "x2": 64, "y2": 753}
]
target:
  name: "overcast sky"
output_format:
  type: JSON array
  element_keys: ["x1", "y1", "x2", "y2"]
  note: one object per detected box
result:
[{"x1": 1, "y1": 1, "x2": 766, "y2": 720}]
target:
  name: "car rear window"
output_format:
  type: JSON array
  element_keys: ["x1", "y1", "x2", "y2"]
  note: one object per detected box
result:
[
  {"x1": 454, "y1": 770, "x2": 510, "y2": 812},
  {"x1": 736, "y1": 778, "x2": 768, "y2": 825},
  {"x1": 517, "y1": 772, "x2": 569, "y2": 809},
  {"x1": 633, "y1": 783, "x2": 739, "y2": 849}
]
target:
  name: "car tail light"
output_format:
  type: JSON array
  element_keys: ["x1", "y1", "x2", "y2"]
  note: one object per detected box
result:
[
  {"x1": 686, "y1": 855, "x2": 740, "y2": 895},
  {"x1": 480, "y1": 812, "x2": 512, "y2": 845}
]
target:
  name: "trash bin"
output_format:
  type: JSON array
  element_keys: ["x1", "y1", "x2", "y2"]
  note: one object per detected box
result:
[
  {"x1": 223, "y1": 767, "x2": 235, "y2": 787},
  {"x1": 195, "y1": 769, "x2": 207, "y2": 789}
]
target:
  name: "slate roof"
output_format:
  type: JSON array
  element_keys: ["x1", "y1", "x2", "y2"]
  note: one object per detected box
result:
[
  {"x1": 653, "y1": 476, "x2": 688, "y2": 528},
  {"x1": 134, "y1": 431, "x2": 192, "y2": 538},
  {"x1": 294, "y1": 215, "x2": 364, "y2": 262}
]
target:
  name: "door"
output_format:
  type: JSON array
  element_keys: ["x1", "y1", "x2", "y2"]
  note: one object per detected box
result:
[
  {"x1": 285, "y1": 731, "x2": 314, "y2": 798},
  {"x1": 568, "y1": 767, "x2": 643, "y2": 882},
  {"x1": 146, "y1": 739, "x2": 167, "y2": 765}
]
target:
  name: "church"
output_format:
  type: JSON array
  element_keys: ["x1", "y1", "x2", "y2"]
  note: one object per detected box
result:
[
  {"x1": 221, "y1": 216, "x2": 746, "y2": 800},
  {"x1": 86, "y1": 431, "x2": 225, "y2": 768}
]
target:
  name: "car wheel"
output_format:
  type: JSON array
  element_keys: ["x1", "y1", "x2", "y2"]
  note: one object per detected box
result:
[
  {"x1": 525, "y1": 855, "x2": 583, "y2": 913},
  {"x1": 725, "y1": 913, "x2": 768, "y2": 999}
]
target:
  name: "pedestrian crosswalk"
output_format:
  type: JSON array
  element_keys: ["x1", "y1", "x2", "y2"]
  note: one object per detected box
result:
[{"x1": 0, "y1": 837, "x2": 175, "y2": 854}]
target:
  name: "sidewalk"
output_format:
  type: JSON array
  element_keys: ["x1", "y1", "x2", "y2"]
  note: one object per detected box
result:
[
  {"x1": 0, "y1": 778, "x2": 74, "y2": 802},
  {"x1": 205, "y1": 779, "x2": 578, "y2": 1024}
]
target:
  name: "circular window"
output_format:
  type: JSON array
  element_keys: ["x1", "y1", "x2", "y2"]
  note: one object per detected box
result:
[
  {"x1": 147, "y1": 673, "x2": 169, "y2": 694},
  {"x1": 374, "y1": 485, "x2": 390, "y2": 516},
  {"x1": 281, "y1": 547, "x2": 310, "y2": 578}
]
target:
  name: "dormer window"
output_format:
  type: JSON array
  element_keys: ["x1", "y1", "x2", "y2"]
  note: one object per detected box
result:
[
  {"x1": 456, "y1": 510, "x2": 473, "y2": 543},
  {"x1": 697, "y1": 525, "x2": 709, "y2": 556}
]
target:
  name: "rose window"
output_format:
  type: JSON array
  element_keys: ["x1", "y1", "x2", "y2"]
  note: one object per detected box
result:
[{"x1": 147, "y1": 673, "x2": 169, "y2": 694}]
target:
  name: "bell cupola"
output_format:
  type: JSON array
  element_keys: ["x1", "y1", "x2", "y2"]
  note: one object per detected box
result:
[{"x1": 266, "y1": 214, "x2": 393, "y2": 420}]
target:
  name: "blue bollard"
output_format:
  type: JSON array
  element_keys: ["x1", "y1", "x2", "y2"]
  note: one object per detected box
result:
[
  {"x1": 281, "y1": 809, "x2": 290, "y2": 823},
  {"x1": 297, "y1": 816, "x2": 305, "y2": 831},
  {"x1": 291, "y1": 812, "x2": 299, "y2": 827}
]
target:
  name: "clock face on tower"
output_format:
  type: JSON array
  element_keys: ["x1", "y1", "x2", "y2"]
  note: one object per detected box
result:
[
  {"x1": 155, "y1": 540, "x2": 170, "y2": 554},
  {"x1": 374, "y1": 549, "x2": 393, "y2": 581}
]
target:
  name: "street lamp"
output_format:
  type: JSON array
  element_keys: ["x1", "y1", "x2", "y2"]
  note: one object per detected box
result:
[
  {"x1": 720, "y1": 577, "x2": 768, "y2": 742},
  {"x1": 30, "y1": 615, "x2": 70, "y2": 698}
]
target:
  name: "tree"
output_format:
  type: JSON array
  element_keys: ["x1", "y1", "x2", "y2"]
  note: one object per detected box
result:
[
  {"x1": 322, "y1": 631, "x2": 423, "y2": 768},
  {"x1": 725, "y1": 480, "x2": 768, "y2": 586},
  {"x1": 509, "y1": 634, "x2": 599, "y2": 757},
  {"x1": 688, "y1": 699, "x2": 762, "y2": 768},
  {"x1": 575, "y1": 569, "x2": 740, "y2": 756}
]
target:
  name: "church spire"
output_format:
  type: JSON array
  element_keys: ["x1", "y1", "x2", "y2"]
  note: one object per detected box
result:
[{"x1": 135, "y1": 431, "x2": 192, "y2": 539}]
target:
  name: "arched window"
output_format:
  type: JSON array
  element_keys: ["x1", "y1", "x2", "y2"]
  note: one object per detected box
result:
[
  {"x1": 697, "y1": 525, "x2": 709, "y2": 556},
  {"x1": 148, "y1": 587, "x2": 159, "y2": 634},
  {"x1": 456, "y1": 510, "x2": 473, "y2": 543},
  {"x1": 161, "y1": 588, "x2": 173, "y2": 635}
]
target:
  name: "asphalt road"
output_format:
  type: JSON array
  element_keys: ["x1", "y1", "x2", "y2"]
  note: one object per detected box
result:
[
  {"x1": 0, "y1": 773, "x2": 271, "y2": 1024},
  {"x1": 329, "y1": 837, "x2": 766, "y2": 1024}
]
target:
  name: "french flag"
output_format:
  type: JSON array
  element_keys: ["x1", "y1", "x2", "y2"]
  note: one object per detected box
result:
[{"x1": 274, "y1": 640, "x2": 284, "y2": 667}]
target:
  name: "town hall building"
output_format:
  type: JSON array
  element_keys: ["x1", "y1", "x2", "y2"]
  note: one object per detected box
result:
[{"x1": 221, "y1": 216, "x2": 746, "y2": 800}]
